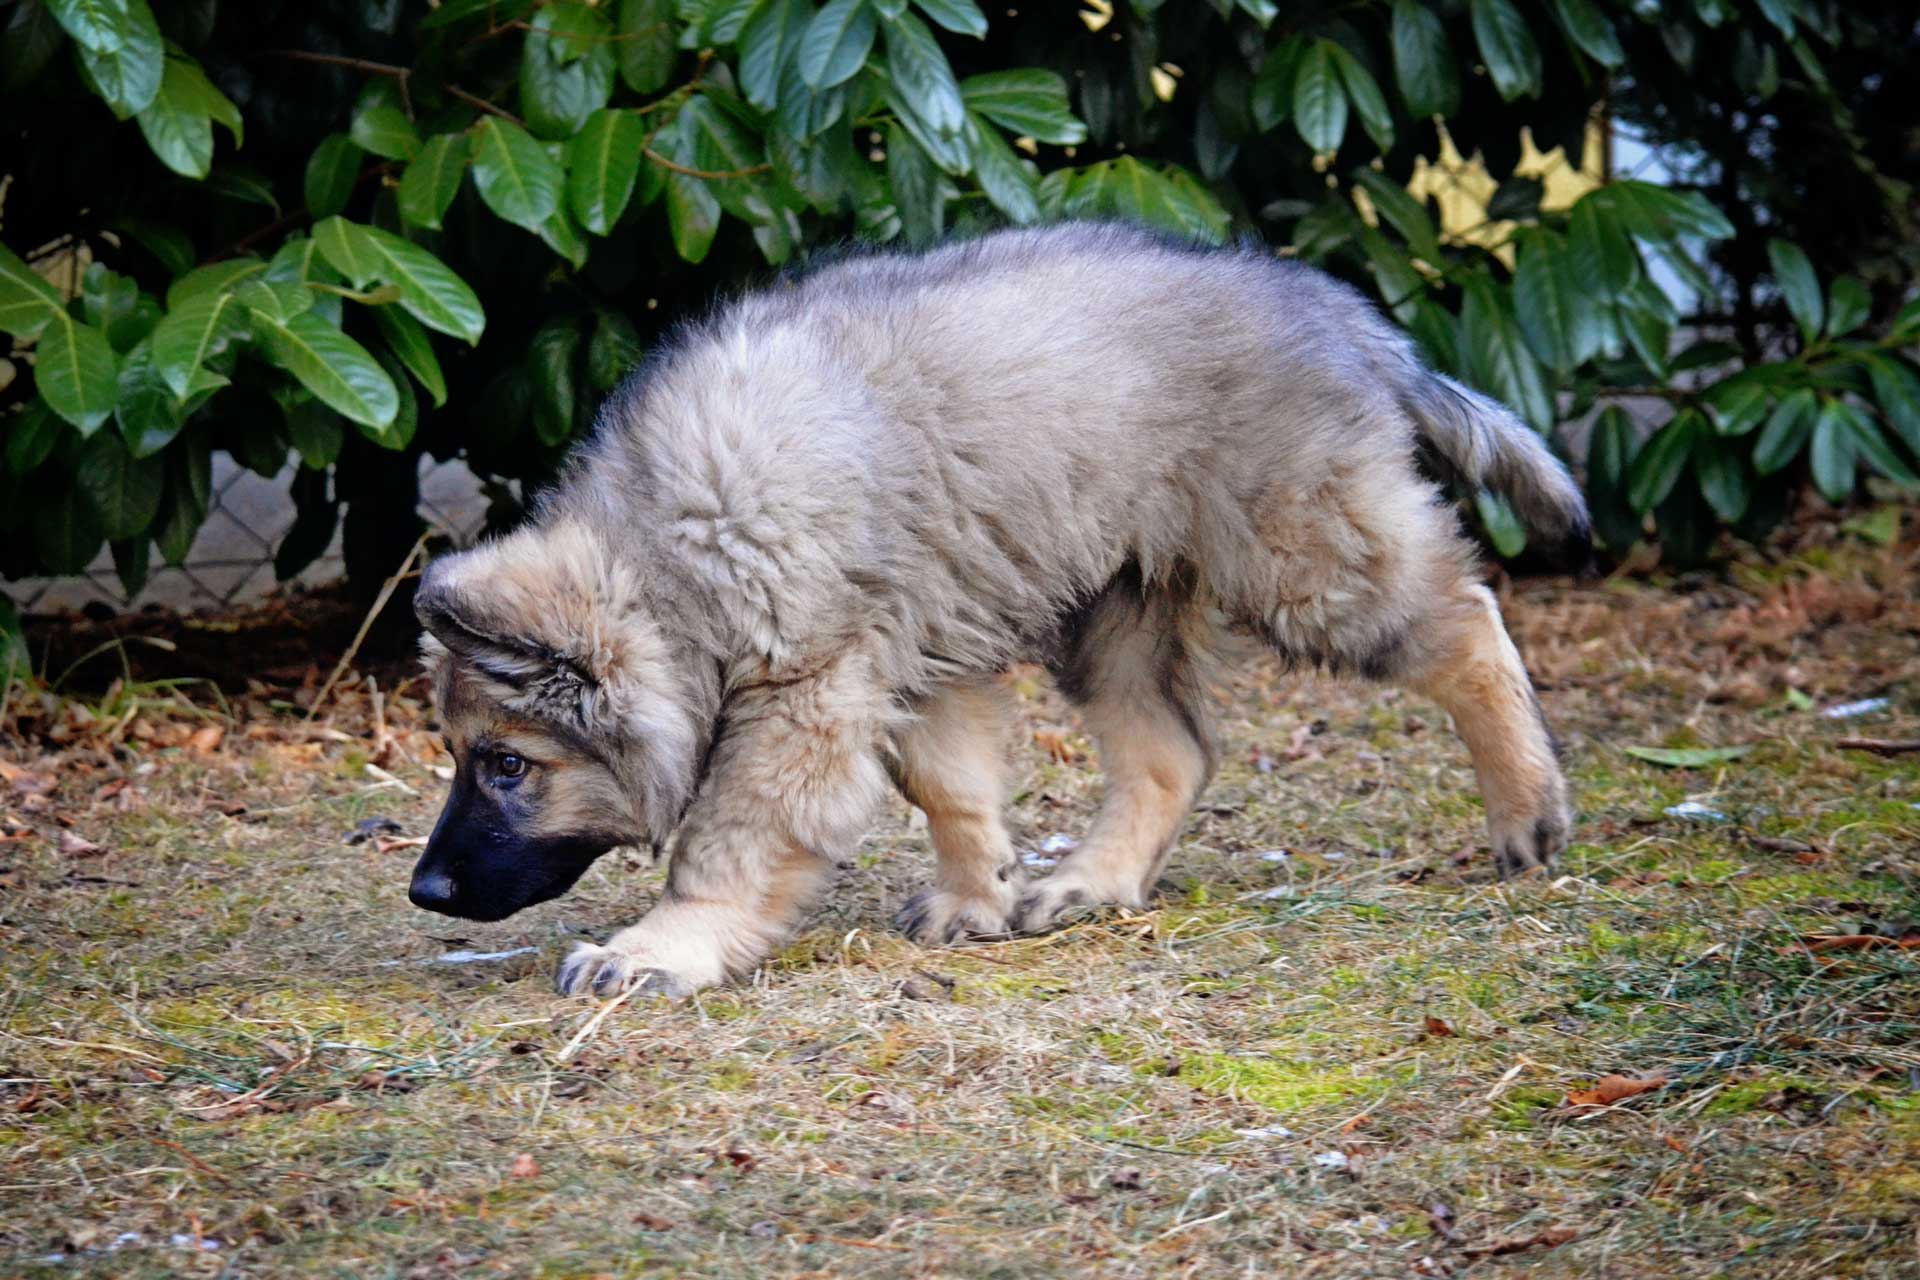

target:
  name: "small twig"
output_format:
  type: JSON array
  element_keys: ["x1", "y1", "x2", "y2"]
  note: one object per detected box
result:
[
  {"x1": 556, "y1": 983, "x2": 648, "y2": 1063},
  {"x1": 643, "y1": 148, "x2": 771, "y2": 181},
  {"x1": 447, "y1": 84, "x2": 524, "y2": 124},
  {"x1": 149, "y1": 1138, "x2": 241, "y2": 1186},
  {"x1": 306, "y1": 534, "x2": 429, "y2": 722},
  {"x1": 1833, "y1": 737, "x2": 1920, "y2": 756}
]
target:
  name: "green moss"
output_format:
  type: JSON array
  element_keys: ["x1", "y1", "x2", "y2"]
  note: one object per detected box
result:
[
  {"x1": 1491, "y1": 1085, "x2": 1564, "y2": 1130},
  {"x1": 1178, "y1": 1053, "x2": 1397, "y2": 1113},
  {"x1": 1704, "y1": 1074, "x2": 1827, "y2": 1116}
]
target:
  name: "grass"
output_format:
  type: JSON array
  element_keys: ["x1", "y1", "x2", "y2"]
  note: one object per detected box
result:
[{"x1": 2, "y1": 533, "x2": 1918, "y2": 1277}]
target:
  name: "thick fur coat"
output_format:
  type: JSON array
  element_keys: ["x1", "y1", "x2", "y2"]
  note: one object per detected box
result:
[{"x1": 410, "y1": 223, "x2": 1587, "y2": 997}]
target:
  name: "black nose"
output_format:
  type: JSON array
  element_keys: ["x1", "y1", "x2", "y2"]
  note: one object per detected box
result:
[{"x1": 409, "y1": 868, "x2": 457, "y2": 912}]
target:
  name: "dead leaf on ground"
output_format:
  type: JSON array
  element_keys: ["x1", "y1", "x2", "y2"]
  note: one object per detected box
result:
[
  {"x1": 1424, "y1": 1015, "x2": 1456, "y2": 1038},
  {"x1": 1565, "y1": 1074, "x2": 1669, "y2": 1112},
  {"x1": 509, "y1": 1153, "x2": 540, "y2": 1179},
  {"x1": 1782, "y1": 933, "x2": 1920, "y2": 955},
  {"x1": 187, "y1": 725, "x2": 226, "y2": 755},
  {"x1": 8, "y1": 770, "x2": 55, "y2": 797},
  {"x1": 57, "y1": 831, "x2": 105, "y2": 858},
  {"x1": 1461, "y1": 1225, "x2": 1578, "y2": 1259}
]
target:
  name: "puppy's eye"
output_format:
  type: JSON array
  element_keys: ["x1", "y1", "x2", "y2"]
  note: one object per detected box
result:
[{"x1": 497, "y1": 753, "x2": 528, "y2": 779}]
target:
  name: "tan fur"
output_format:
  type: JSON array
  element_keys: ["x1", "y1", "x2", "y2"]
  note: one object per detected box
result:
[{"x1": 409, "y1": 225, "x2": 1584, "y2": 998}]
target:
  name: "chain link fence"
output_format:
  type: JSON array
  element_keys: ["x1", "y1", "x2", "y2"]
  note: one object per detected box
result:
[{"x1": 8, "y1": 121, "x2": 1648, "y2": 619}]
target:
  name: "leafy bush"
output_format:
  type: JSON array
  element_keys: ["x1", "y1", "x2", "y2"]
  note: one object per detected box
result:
[{"x1": 1, "y1": 0, "x2": 1916, "y2": 610}]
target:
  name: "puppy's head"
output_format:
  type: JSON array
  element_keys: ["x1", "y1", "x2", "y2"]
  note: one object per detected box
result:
[{"x1": 408, "y1": 521, "x2": 702, "y2": 921}]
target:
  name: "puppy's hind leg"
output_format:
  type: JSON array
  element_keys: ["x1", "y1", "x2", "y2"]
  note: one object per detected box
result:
[
  {"x1": 1401, "y1": 583, "x2": 1570, "y2": 877},
  {"x1": 891, "y1": 679, "x2": 1024, "y2": 945},
  {"x1": 1018, "y1": 574, "x2": 1217, "y2": 932}
]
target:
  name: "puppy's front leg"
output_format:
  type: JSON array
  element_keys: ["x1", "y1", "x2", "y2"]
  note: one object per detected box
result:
[{"x1": 556, "y1": 657, "x2": 891, "y2": 997}]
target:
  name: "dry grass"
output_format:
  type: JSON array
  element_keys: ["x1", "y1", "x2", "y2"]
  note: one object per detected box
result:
[{"x1": 3, "y1": 524, "x2": 1918, "y2": 1278}]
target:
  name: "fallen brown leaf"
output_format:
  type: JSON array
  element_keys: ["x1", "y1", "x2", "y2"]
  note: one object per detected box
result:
[
  {"x1": 188, "y1": 724, "x2": 226, "y2": 755},
  {"x1": 57, "y1": 831, "x2": 105, "y2": 858},
  {"x1": 1424, "y1": 1015, "x2": 1456, "y2": 1038},
  {"x1": 1566, "y1": 1074, "x2": 1669, "y2": 1112},
  {"x1": 1032, "y1": 726, "x2": 1082, "y2": 764},
  {"x1": 509, "y1": 1153, "x2": 540, "y2": 1179},
  {"x1": 1784, "y1": 933, "x2": 1920, "y2": 954},
  {"x1": 1461, "y1": 1225, "x2": 1578, "y2": 1259}
]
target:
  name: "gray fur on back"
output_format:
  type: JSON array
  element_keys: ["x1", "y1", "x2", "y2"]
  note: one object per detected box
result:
[{"x1": 536, "y1": 222, "x2": 1586, "y2": 700}]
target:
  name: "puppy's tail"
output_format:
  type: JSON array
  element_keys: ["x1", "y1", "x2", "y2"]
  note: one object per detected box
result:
[{"x1": 1399, "y1": 371, "x2": 1590, "y2": 544}]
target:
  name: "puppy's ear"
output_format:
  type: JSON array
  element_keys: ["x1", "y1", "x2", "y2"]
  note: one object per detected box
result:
[{"x1": 414, "y1": 546, "x2": 569, "y2": 689}]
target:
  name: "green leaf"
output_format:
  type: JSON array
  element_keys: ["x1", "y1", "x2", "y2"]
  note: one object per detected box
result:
[
  {"x1": 1703, "y1": 375, "x2": 1768, "y2": 437},
  {"x1": 914, "y1": 0, "x2": 985, "y2": 38},
  {"x1": 45, "y1": 0, "x2": 132, "y2": 52},
  {"x1": 166, "y1": 257, "x2": 264, "y2": 308},
  {"x1": 739, "y1": 0, "x2": 810, "y2": 110},
  {"x1": 1460, "y1": 274, "x2": 1552, "y2": 432},
  {"x1": 80, "y1": 262, "x2": 146, "y2": 351},
  {"x1": 1865, "y1": 355, "x2": 1920, "y2": 455},
  {"x1": 136, "y1": 52, "x2": 216, "y2": 178},
  {"x1": 251, "y1": 308, "x2": 399, "y2": 436},
  {"x1": 1354, "y1": 169, "x2": 1441, "y2": 267},
  {"x1": 76, "y1": 429, "x2": 163, "y2": 539},
  {"x1": 313, "y1": 218, "x2": 486, "y2": 345},
  {"x1": 966, "y1": 114, "x2": 1038, "y2": 224},
  {"x1": 1251, "y1": 37, "x2": 1302, "y2": 132},
  {"x1": 1807, "y1": 398, "x2": 1854, "y2": 503},
  {"x1": 1627, "y1": 411, "x2": 1702, "y2": 513},
  {"x1": 112, "y1": 338, "x2": 187, "y2": 458},
  {"x1": 1326, "y1": 42, "x2": 1393, "y2": 153},
  {"x1": 150, "y1": 288, "x2": 248, "y2": 400},
  {"x1": 285, "y1": 399, "x2": 345, "y2": 468},
  {"x1": 304, "y1": 134, "x2": 363, "y2": 220},
  {"x1": 883, "y1": 8, "x2": 964, "y2": 135},
  {"x1": 665, "y1": 170, "x2": 720, "y2": 263},
  {"x1": 1834, "y1": 399, "x2": 1920, "y2": 491},
  {"x1": 1752, "y1": 388, "x2": 1816, "y2": 475},
  {"x1": 0, "y1": 239, "x2": 67, "y2": 341},
  {"x1": 370, "y1": 348, "x2": 419, "y2": 450},
  {"x1": 1622, "y1": 744, "x2": 1751, "y2": 768},
  {"x1": 398, "y1": 133, "x2": 468, "y2": 231},
  {"x1": 350, "y1": 103, "x2": 419, "y2": 162},
  {"x1": 887, "y1": 122, "x2": 945, "y2": 244},
  {"x1": 1389, "y1": 0, "x2": 1459, "y2": 119},
  {"x1": 33, "y1": 487, "x2": 106, "y2": 575},
  {"x1": 113, "y1": 220, "x2": 195, "y2": 276},
  {"x1": 2, "y1": 0, "x2": 65, "y2": 94},
  {"x1": 1549, "y1": 0, "x2": 1622, "y2": 68},
  {"x1": 38, "y1": 313, "x2": 120, "y2": 434},
  {"x1": 1470, "y1": 0, "x2": 1541, "y2": 101},
  {"x1": 588, "y1": 308, "x2": 643, "y2": 392},
  {"x1": 1512, "y1": 229, "x2": 1574, "y2": 374},
  {"x1": 311, "y1": 215, "x2": 383, "y2": 289},
  {"x1": 1585, "y1": 405, "x2": 1643, "y2": 551},
  {"x1": 678, "y1": 96, "x2": 775, "y2": 222},
  {"x1": 373, "y1": 306, "x2": 447, "y2": 407},
  {"x1": 520, "y1": 1, "x2": 616, "y2": 138},
  {"x1": 1567, "y1": 191, "x2": 1639, "y2": 300},
  {"x1": 6, "y1": 397, "x2": 66, "y2": 475},
  {"x1": 538, "y1": 205, "x2": 589, "y2": 268},
  {"x1": 1291, "y1": 40, "x2": 1347, "y2": 153},
  {"x1": 1616, "y1": 289, "x2": 1672, "y2": 380},
  {"x1": 802, "y1": 0, "x2": 878, "y2": 90},
  {"x1": 1693, "y1": 434, "x2": 1750, "y2": 522},
  {"x1": 470, "y1": 116, "x2": 564, "y2": 232},
  {"x1": 528, "y1": 319, "x2": 582, "y2": 447},
  {"x1": 1825, "y1": 276, "x2": 1869, "y2": 339},
  {"x1": 960, "y1": 69, "x2": 1083, "y2": 145},
  {"x1": 1604, "y1": 180, "x2": 1734, "y2": 242},
  {"x1": 61, "y1": 0, "x2": 162, "y2": 115},
  {"x1": 566, "y1": 109, "x2": 646, "y2": 235},
  {"x1": 617, "y1": 0, "x2": 677, "y2": 94},
  {"x1": 1474, "y1": 489, "x2": 1528, "y2": 558},
  {"x1": 1766, "y1": 239, "x2": 1822, "y2": 345}
]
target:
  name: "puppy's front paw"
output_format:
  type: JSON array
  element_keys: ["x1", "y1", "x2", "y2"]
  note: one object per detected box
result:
[
  {"x1": 554, "y1": 942, "x2": 693, "y2": 998},
  {"x1": 1013, "y1": 871, "x2": 1143, "y2": 935},
  {"x1": 1490, "y1": 798, "x2": 1571, "y2": 879},
  {"x1": 894, "y1": 884, "x2": 1019, "y2": 946}
]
